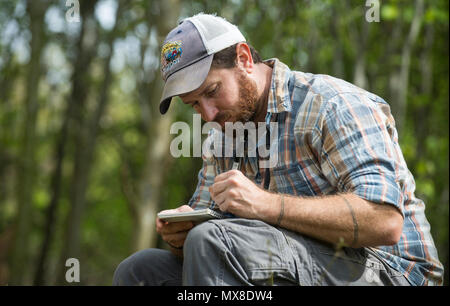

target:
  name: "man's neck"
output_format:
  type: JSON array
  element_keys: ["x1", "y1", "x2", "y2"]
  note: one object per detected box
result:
[{"x1": 252, "y1": 63, "x2": 273, "y2": 124}]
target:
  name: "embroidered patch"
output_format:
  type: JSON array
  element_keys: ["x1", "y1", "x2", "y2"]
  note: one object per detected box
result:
[{"x1": 161, "y1": 41, "x2": 183, "y2": 75}]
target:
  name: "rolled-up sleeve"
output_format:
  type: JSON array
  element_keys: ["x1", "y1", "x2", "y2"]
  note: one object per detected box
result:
[{"x1": 318, "y1": 93, "x2": 404, "y2": 216}]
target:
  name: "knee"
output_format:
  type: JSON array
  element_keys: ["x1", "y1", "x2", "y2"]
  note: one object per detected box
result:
[
  {"x1": 184, "y1": 221, "x2": 223, "y2": 257},
  {"x1": 113, "y1": 250, "x2": 144, "y2": 286},
  {"x1": 112, "y1": 249, "x2": 160, "y2": 286},
  {"x1": 113, "y1": 256, "x2": 134, "y2": 286}
]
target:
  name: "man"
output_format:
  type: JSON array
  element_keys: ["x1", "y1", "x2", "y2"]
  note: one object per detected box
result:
[{"x1": 113, "y1": 13, "x2": 443, "y2": 286}]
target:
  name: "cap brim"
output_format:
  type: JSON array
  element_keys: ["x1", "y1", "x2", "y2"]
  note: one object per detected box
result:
[{"x1": 159, "y1": 54, "x2": 214, "y2": 114}]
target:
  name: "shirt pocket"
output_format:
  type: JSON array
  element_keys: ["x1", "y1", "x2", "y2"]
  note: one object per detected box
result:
[{"x1": 272, "y1": 163, "x2": 335, "y2": 196}]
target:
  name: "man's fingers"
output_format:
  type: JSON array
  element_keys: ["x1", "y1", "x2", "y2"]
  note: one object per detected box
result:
[
  {"x1": 214, "y1": 169, "x2": 240, "y2": 183},
  {"x1": 212, "y1": 191, "x2": 227, "y2": 207},
  {"x1": 210, "y1": 170, "x2": 243, "y2": 197},
  {"x1": 176, "y1": 205, "x2": 193, "y2": 213},
  {"x1": 156, "y1": 205, "x2": 194, "y2": 233},
  {"x1": 164, "y1": 231, "x2": 190, "y2": 247},
  {"x1": 209, "y1": 180, "x2": 229, "y2": 198},
  {"x1": 159, "y1": 220, "x2": 194, "y2": 235}
]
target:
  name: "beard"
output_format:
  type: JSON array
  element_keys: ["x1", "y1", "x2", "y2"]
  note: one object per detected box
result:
[{"x1": 214, "y1": 70, "x2": 259, "y2": 127}]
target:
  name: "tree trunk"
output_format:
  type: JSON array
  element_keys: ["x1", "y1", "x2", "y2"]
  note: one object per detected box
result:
[
  {"x1": 33, "y1": 87, "x2": 71, "y2": 285},
  {"x1": 386, "y1": 10, "x2": 405, "y2": 98},
  {"x1": 0, "y1": 16, "x2": 20, "y2": 227},
  {"x1": 133, "y1": 113, "x2": 175, "y2": 251},
  {"x1": 7, "y1": 0, "x2": 49, "y2": 285},
  {"x1": 128, "y1": 0, "x2": 180, "y2": 252},
  {"x1": 343, "y1": 0, "x2": 370, "y2": 89},
  {"x1": 330, "y1": 5, "x2": 344, "y2": 79},
  {"x1": 390, "y1": 0, "x2": 424, "y2": 134},
  {"x1": 353, "y1": 19, "x2": 369, "y2": 89},
  {"x1": 0, "y1": 41, "x2": 18, "y2": 106},
  {"x1": 413, "y1": 22, "x2": 434, "y2": 162},
  {"x1": 54, "y1": 0, "x2": 99, "y2": 284},
  {"x1": 0, "y1": 225, "x2": 14, "y2": 285}
]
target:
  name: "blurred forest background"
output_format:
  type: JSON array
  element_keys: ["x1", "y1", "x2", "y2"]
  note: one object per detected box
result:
[{"x1": 0, "y1": 0, "x2": 448, "y2": 285}]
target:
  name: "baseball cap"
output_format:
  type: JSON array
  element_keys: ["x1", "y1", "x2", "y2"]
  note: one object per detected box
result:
[{"x1": 159, "y1": 13, "x2": 246, "y2": 114}]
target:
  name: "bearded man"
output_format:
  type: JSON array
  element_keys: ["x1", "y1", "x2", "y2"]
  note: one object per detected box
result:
[{"x1": 113, "y1": 13, "x2": 443, "y2": 286}]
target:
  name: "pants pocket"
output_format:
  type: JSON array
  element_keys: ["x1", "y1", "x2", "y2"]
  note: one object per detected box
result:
[
  {"x1": 219, "y1": 219, "x2": 298, "y2": 285},
  {"x1": 247, "y1": 268, "x2": 298, "y2": 286}
]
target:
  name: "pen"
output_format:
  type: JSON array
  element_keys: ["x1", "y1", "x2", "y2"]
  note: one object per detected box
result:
[{"x1": 232, "y1": 156, "x2": 240, "y2": 170}]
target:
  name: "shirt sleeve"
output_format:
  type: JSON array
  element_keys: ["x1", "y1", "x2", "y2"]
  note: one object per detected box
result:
[{"x1": 317, "y1": 92, "x2": 404, "y2": 216}]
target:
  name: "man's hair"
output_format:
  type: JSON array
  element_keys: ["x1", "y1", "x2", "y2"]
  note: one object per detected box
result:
[{"x1": 211, "y1": 43, "x2": 263, "y2": 69}]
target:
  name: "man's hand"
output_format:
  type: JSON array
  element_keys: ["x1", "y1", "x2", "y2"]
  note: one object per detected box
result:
[
  {"x1": 156, "y1": 205, "x2": 194, "y2": 251},
  {"x1": 209, "y1": 170, "x2": 277, "y2": 221}
]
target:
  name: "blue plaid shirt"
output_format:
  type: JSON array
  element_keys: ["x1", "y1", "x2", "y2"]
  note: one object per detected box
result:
[{"x1": 188, "y1": 59, "x2": 444, "y2": 286}]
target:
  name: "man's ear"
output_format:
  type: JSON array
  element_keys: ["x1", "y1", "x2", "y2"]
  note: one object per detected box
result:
[{"x1": 235, "y1": 43, "x2": 253, "y2": 73}]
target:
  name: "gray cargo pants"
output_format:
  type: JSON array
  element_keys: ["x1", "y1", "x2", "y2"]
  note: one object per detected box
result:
[{"x1": 113, "y1": 218, "x2": 410, "y2": 286}]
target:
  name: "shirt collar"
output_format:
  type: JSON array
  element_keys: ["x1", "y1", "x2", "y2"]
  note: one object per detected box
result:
[{"x1": 264, "y1": 58, "x2": 293, "y2": 114}]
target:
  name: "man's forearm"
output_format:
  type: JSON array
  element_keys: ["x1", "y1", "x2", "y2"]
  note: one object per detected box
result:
[
  {"x1": 209, "y1": 170, "x2": 403, "y2": 248},
  {"x1": 260, "y1": 192, "x2": 403, "y2": 248}
]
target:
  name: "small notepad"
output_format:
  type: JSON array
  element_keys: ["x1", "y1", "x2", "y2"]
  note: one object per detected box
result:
[{"x1": 157, "y1": 208, "x2": 224, "y2": 223}]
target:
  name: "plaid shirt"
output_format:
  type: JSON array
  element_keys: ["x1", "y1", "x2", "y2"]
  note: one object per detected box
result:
[{"x1": 188, "y1": 58, "x2": 443, "y2": 286}]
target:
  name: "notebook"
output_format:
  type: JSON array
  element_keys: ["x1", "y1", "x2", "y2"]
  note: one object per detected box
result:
[{"x1": 157, "y1": 208, "x2": 224, "y2": 223}]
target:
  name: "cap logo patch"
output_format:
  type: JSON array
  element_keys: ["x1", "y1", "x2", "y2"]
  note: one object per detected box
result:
[{"x1": 161, "y1": 41, "x2": 183, "y2": 75}]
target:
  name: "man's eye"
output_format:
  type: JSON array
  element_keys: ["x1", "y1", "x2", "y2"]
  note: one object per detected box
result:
[{"x1": 206, "y1": 86, "x2": 218, "y2": 97}]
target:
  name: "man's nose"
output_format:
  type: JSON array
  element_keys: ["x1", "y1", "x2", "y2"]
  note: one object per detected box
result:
[{"x1": 201, "y1": 102, "x2": 219, "y2": 122}]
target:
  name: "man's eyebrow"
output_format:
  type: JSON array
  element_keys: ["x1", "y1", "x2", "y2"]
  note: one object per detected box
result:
[{"x1": 181, "y1": 82, "x2": 217, "y2": 104}]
